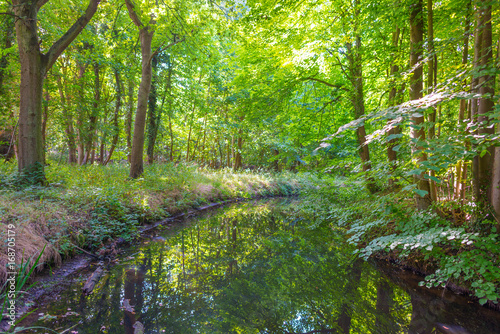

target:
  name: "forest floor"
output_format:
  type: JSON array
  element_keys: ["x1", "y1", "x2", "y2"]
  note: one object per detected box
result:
[{"x1": 0, "y1": 162, "x2": 317, "y2": 285}]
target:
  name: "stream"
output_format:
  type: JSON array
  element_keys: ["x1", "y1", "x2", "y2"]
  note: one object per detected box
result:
[{"x1": 21, "y1": 199, "x2": 500, "y2": 333}]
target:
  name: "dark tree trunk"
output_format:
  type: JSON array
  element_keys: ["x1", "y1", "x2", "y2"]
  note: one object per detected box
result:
[
  {"x1": 409, "y1": 0, "x2": 432, "y2": 210},
  {"x1": 0, "y1": 14, "x2": 14, "y2": 93},
  {"x1": 375, "y1": 279, "x2": 395, "y2": 332},
  {"x1": 475, "y1": 0, "x2": 495, "y2": 208},
  {"x1": 336, "y1": 259, "x2": 362, "y2": 333},
  {"x1": 13, "y1": 0, "x2": 100, "y2": 181}
]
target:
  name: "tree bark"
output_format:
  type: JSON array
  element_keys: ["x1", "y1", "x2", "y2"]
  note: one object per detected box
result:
[
  {"x1": 146, "y1": 54, "x2": 159, "y2": 164},
  {"x1": 0, "y1": 14, "x2": 14, "y2": 94},
  {"x1": 387, "y1": 26, "x2": 401, "y2": 188},
  {"x1": 105, "y1": 69, "x2": 122, "y2": 165},
  {"x1": 346, "y1": 3, "x2": 377, "y2": 193},
  {"x1": 409, "y1": 0, "x2": 432, "y2": 210},
  {"x1": 125, "y1": 76, "x2": 134, "y2": 163},
  {"x1": 82, "y1": 60, "x2": 101, "y2": 165},
  {"x1": 13, "y1": 0, "x2": 100, "y2": 180},
  {"x1": 76, "y1": 60, "x2": 87, "y2": 165},
  {"x1": 455, "y1": 0, "x2": 471, "y2": 201},
  {"x1": 126, "y1": 0, "x2": 155, "y2": 178},
  {"x1": 426, "y1": 0, "x2": 438, "y2": 202},
  {"x1": 56, "y1": 73, "x2": 77, "y2": 164},
  {"x1": 475, "y1": 0, "x2": 495, "y2": 209}
]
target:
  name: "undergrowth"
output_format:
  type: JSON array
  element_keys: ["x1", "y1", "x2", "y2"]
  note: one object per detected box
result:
[
  {"x1": 296, "y1": 175, "x2": 500, "y2": 306},
  {"x1": 0, "y1": 161, "x2": 316, "y2": 285}
]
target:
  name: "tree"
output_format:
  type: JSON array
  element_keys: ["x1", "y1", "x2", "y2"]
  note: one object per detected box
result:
[
  {"x1": 409, "y1": 0, "x2": 432, "y2": 210},
  {"x1": 473, "y1": 0, "x2": 495, "y2": 212},
  {"x1": 12, "y1": 0, "x2": 100, "y2": 181},
  {"x1": 125, "y1": 0, "x2": 155, "y2": 178}
]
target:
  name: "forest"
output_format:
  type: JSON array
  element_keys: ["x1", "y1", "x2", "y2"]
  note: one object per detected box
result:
[{"x1": 1, "y1": 0, "x2": 500, "y2": 332}]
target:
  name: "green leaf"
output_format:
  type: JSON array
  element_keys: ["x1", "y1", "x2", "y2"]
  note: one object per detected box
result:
[{"x1": 414, "y1": 189, "x2": 428, "y2": 197}]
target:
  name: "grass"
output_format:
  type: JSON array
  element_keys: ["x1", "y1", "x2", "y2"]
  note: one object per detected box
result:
[{"x1": 0, "y1": 161, "x2": 317, "y2": 285}]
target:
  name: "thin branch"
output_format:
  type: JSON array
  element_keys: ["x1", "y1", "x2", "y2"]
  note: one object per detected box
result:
[
  {"x1": 151, "y1": 36, "x2": 185, "y2": 59},
  {"x1": 301, "y1": 76, "x2": 345, "y2": 89},
  {"x1": 0, "y1": 12, "x2": 20, "y2": 18}
]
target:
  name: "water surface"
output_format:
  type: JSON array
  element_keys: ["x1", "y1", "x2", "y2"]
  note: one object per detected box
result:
[{"x1": 24, "y1": 199, "x2": 500, "y2": 333}]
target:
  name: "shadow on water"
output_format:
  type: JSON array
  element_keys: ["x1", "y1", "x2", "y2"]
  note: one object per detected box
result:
[{"x1": 22, "y1": 199, "x2": 500, "y2": 333}]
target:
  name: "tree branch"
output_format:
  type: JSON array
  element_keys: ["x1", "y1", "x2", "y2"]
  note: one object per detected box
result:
[
  {"x1": 301, "y1": 76, "x2": 344, "y2": 89},
  {"x1": 124, "y1": 0, "x2": 143, "y2": 27},
  {"x1": 151, "y1": 36, "x2": 185, "y2": 59},
  {"x1": 36, "y1": 0, "x2": 50, "y2": 11},
  {"x1": 43, "y1": 0, "x2": 100, "y2": 70}
]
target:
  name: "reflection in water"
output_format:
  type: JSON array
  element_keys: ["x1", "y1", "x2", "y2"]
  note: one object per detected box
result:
[{"x1": 25, "y1": 200, "x2": 500, "y2": 333}]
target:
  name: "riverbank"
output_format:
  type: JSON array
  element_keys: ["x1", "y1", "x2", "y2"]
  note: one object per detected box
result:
[
  {"x1": 294, "y1": 177, "x2": 500, "y2": 308},
  {"x1": 0, "y1": 162, "x2": 317, "y2": 285}
]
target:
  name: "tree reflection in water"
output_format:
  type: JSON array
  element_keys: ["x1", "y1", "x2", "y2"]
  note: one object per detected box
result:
[{"x1": 26, "y1": 199, "x2": 500, "y2": 333}]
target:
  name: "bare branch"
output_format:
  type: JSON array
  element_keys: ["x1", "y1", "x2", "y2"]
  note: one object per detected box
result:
[{"x1": 43, "y1": 0, "x2": 100, "y2": 70}]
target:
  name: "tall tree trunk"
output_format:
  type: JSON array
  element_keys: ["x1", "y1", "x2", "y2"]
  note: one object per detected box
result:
[
  {"x1": 346, "y1": 3, "x2": 377, "y2": 193},
  {"x1": 491, "y1": 39, "x2": 500, "y2": 224},
  {"x1": 82, "y1": 60, "x2": 101, "y2": 165},
  {"x1": 387, "y1": 25, "x2": 401, "y2": 188},
  {"x1": 0, "y1": 14, "x2": 14, "y2": 94},
  {"x1": 455, "y1": 0, "x2": 472, "y2": 201},
  {"x1": 409, "y1": 0, "x2": 432, "y2": 210},
  {"x1": 426, "y1": 0, "x2": 438, "y2": 202},
  {"x1": 146, "y1": 54, "x2": 159, "y2": 164},
  {"x1": 56, "y1": 74, "x2": 77, "y2": 164},
  {"x1": 168, "y1": 111, "x2": 174, "y2": 162},
  {"x1": 233, "y1": 116, "x2": 244, "y2": 171},
  {"x1": 13, "y1": 0, "x2": 100, "y2": 181},
  {"x1": 471, "y1": 5, "x2": 483, "y2": 201},
  {"x1": 125, "y1": 76, "x2": 134, "y2": 163},
  {"x1": 126, "y1": 0, "x2": 155, "y2": 178},
  {"x1": 14, "y1": 9, "x2": 46, "y2": 177},
  {"x1": 76, "y1": 61, "x2": 87, "y2": 165},
  {"x1": 42, "y1": 87, "x2": 49, "y2": 164},
  {"x1": 474, "y1": 0, "x2": 495, "y2": 209},
  {"x1": 105, "y1": 69, "x2": 122, "y2": 165}
]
